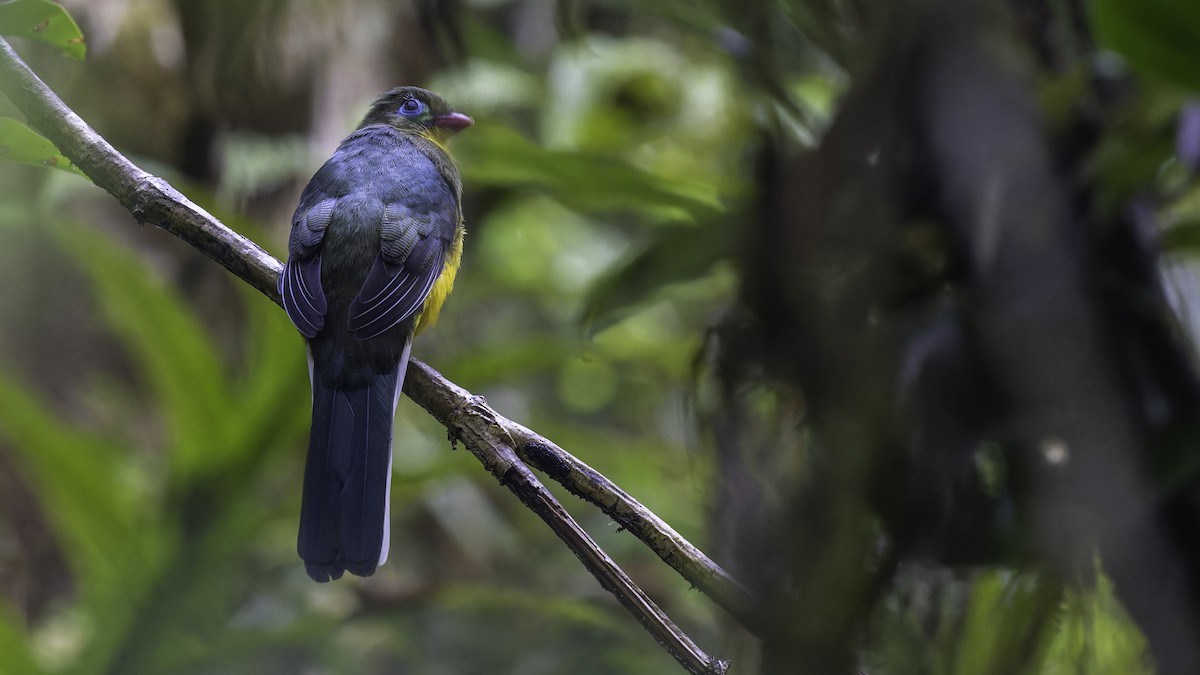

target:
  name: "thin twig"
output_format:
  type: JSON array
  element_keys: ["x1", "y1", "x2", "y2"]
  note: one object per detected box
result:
[
  {"x1": 515, "y1": 424, "x2": 755, "y2": 623},
  {"x1": 0, "y1": 36, "x2": 746, "y2": 669},
  {"x1": 505, "y1": 459, "x2": 729, "y2": 675}
]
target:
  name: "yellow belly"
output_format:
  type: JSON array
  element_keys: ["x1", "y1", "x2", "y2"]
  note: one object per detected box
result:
[{"x1": 414, "y1": 224, "x2": 464, "y2": 335}]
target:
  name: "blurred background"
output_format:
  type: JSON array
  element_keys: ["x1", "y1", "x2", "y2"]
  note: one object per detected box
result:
[{"x1": 2, "y1": 0, "x2": 1200, "y2": 673}]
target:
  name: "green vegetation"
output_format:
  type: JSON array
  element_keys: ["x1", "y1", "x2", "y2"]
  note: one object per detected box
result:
[{"x1": 4, "y1": 0, "x2": 1200, "y2": 673}]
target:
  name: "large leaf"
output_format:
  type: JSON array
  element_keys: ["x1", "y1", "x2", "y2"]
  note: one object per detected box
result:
[
  {"x1": 582, "y1": 219, "x2": 735, "y2": 333},
  {"x1": 0, "y1": 370, "x2": 160, "y2": 675},
  {"x1": 1091, "y1": 0, "x2": 1200, "y2": 92},
  {"x1": 0, "y1": 118, "x2": 88, "y2": 178},
  {"x1": 54, "y1": 224, "x2": 233, "y2": 480},
  {"x1": 0, "y1": 0, "x2": 85, "y2": 59},
  {"x1": 145, "y1": 177, "x2": 310, "y2": 472},
  {"x1": 455, "y1": 125, "x2": 721, "y2": 220},
  {"x1": 218, "y1": 285, "x2": 310, "y2": 471},
  {"x1": 0, "y1": 373, "x2": 149, "y2": 583}
]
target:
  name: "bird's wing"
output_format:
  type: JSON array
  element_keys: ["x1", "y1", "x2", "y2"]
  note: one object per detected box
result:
[
  {"x1": 280, "y1": 197, "x2": 336, "y2": 338},
  {"x1": 346, "y1": 197, "x2": 454, "y2": 340}
]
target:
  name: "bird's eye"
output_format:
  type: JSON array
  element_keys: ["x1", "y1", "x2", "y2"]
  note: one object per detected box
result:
[{"x1": 398, "y1": 99, "x2": 426, "y2": 116}]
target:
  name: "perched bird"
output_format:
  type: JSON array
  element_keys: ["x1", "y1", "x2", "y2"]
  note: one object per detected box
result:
[{"x1": 280, "y1": 87, "x2": 472, "y2": 582}]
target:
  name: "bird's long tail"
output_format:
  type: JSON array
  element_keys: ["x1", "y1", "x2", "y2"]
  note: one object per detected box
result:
[{"x1": 298, "y1": 347, "x2": 409, "y2": 582}]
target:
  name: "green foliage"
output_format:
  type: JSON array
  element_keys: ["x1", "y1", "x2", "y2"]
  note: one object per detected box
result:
[
  {"x1": 1090, "y1": 0, "x2": 1200, "y2": 92},
  {"x1": 949, "y1": 572, "x2": 1058, "y2": 675},
  {"x1": 0, "y1": 588, "x2": 41, "y2": 674},
  {"x1": 0, "y1": 118, "x2": 87, "y2": 178},
  {"x1": 0, "y1": 0, "x2": 90, "y2": 184},
  {"x1": 0, "y1": 47, "x2": 725, "y2": 669},
  {"x1": 0, "y1": 212, "x2": 316, "y2": 673},
  {"x1": 1045, "y1": 573, "x2": 1154, "y2": 675},
  {"x1": 581, "y1": 219, "x2": 736, "y2": 333},
  {"x1": 0, "y1": 367, "x2": 159, "y2": 673},
  {"x1": 869, "y1": 569, "x2": 1151, "y2": 675},
  {"x1": 60, "y1": 226, "x2": 230, "y2": 479},
  {"x1": 0, "y1": 0, "x2": 85, "y2": 60},
  {"x1": 1159, "y1": 184, "x2": 1200, "y2": 256},
  {"x1": 455, "y1": 124, "x2": 721, "y2": 220},
  {"x1": 55, "y1": 224, "x2": 309, "y2": 485},
  {"x1": 1, "y1": 0, "x2": 1189, "y2": 673}
]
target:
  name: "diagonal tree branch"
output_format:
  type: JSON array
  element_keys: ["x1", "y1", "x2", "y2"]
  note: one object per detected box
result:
[
  {"x1": 408, "y1": 372, "x2": 729, "y2": 674},
  {"x1": 0, "y1": 40, "x2": 280, "y2": 301},
  {"x1": 406, "y1": 357, "x2": 755, "y2": 627},
  {"x1": 0, "y1": 36, "x2": 749, "y2": 672}
]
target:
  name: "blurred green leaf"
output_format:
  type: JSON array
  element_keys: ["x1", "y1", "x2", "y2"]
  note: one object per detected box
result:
[
  {"x1": 1160, "y1": 219, "x2": 1200, "y2": 255},
  {"x1": 1160, "y1": 183, "x2": 1200, "y2": 257},
  {"x1": 1084, "y1": 87, "x2": 1185, "y2": 215},
  {"x1": 1046, "y1": 569, "x2": 1153, "y2": 675},
  {"x1": 140, "y1": 611, "x2": 346, "y2": 675},
  {"x1": 1091, "y1": 0, "x2": 1200, "y2": 91},
  {"x1": 456, "y1": 125, "x2": 721, "y2": 219},
  {"x1": 0, "y1": 370, "x2": 161, "y2": 673},
  {"x1": 0, "y1": 118, "x2": 88, "y2": 178},
  {"x1": 0, "y1": 602, "x2": 41, "y2": 675},
  {"x1": 440, "y1": 583, "x2": 628, "y2": 633},
  {"x1": 446, "y1": 337, "x2": 578, "y2": 386},
  {"x1": 159, "y1": 177, "x2": 311, "y2": 476},
  {"x1": 13, "y1": 220, "x2": 313, "y2": 674},
  {"x1": 582, "y1": 219, "x2": 735, "y2": 334},
  {"x1": 0, "y1": 371, "x2": 152, "y2": 582},
  {"x1": 219, "y1": 286, "x2": 309, "y2": 472},
  {"x1": 54, "y1": 223, "x2": 232, "y2": 481},
  {"x1": 0, "y1": 0, "x2": 85, "y2": 59},
  {"x1": 952, "y1": 572, "x2": 1059, "y2": 675},
  {"x1": 870, "y1": 568, "x2": 1152, "y2": 675}
]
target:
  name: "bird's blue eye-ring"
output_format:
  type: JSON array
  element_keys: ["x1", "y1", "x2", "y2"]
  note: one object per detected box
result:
[{"x1": 398, "y1": 98, "x2": 426, "y2": 116}]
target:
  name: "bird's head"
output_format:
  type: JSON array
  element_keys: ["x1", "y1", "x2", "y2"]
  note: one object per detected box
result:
[{"x1": 360, "y1": 86, "x2": 473, "y2": 147}]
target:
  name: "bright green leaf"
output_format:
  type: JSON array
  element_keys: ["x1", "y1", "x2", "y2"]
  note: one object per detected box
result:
[
  {"x1": 0, "y1": 0, "x2": 85, "y2": 59},
  {"x1": 0, "y1": 118, "x2": 88, "y2": 178}
]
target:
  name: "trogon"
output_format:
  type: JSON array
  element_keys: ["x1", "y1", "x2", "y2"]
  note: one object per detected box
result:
[{"x1": 280, "y1": 86, "x2": 471, "y2": 582}]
